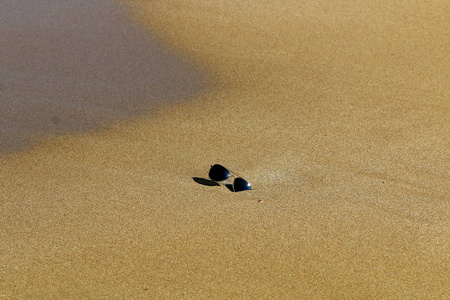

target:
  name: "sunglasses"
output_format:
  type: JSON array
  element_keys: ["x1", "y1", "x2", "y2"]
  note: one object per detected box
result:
[{"x1": 209, "y1": 164, "x2": 252, "y2": 192}]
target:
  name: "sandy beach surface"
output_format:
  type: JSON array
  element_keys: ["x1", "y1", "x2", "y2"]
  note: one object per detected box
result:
[
  {"x1": 1, "y1": 0, "x2": 449, "y2": 298},
  {"x1": 0, "y1": 0, "x2": 203, "y2": 152}
]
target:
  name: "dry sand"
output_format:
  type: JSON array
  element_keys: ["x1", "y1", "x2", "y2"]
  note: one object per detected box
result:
[
  {"x1": 1, "y1": 0, "x2": 449, "y2": 298},
  {"x1": 0, "y1": 0, "x2": 203, "y2": 151}
]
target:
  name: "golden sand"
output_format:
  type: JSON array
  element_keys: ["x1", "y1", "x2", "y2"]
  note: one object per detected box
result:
[{"x1": 1, "y1": 0, "x2": 449, "y2": 298}]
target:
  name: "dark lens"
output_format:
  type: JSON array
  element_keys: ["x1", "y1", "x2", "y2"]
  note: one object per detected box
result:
[
  {"x1": 209, "y1": 164, "x2": 231, "y2": 181},
  {"x1": 233, "y1": 177, "x2": 252, "y2": 192}
]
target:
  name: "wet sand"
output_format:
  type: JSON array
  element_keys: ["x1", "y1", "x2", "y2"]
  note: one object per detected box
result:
[{"x1": 1, "y1": 0, "x2": 449, "y2": 298}]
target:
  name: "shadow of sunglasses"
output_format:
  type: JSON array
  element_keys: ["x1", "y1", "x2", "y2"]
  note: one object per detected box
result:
[{"x1": 208, "y1": 164, "x2": 252, "y2": 192}]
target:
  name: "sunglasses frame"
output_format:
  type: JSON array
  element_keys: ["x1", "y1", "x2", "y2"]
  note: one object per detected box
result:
[{"x1": 209, "y1": 164, "x2": 252, "y2": 192}]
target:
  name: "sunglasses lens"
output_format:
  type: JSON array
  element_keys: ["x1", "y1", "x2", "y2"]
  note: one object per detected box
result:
[
  {"x1": 209, "y1": 164, "x2": 231, "y2": 181},
  {"x1": 233, "y1": 177, "x2": 252, "y2": 192}
]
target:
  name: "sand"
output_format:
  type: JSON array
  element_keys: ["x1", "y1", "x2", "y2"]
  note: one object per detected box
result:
[
  {"x1": 1, "y1": 0, "x2": 449, "y2": 298},
  {"x1": 0, "y1": 0, "x2": 203, "y2": 152}
]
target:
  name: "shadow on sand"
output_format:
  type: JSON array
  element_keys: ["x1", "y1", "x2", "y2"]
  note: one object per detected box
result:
[{"x1": 192, "y1": 177, "x2": 235, "y2": 192}]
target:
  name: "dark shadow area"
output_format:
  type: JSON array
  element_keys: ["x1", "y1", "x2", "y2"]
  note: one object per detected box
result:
[
  {"x1": 0, "y1": 0, "x2": 204, "y2": 152},
  {"x1": 192, "y1": 177, "x2": 239, "y2": 192},
  {"x1": 225, "y1": 184, "x2": 235, "y2": 192},
  {"x1": 192, "y1": 177, "x2": 220, "y2": 187}
]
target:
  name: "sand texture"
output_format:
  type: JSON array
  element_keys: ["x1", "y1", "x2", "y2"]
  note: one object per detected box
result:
[
  {"x1": 0, "y1": 0, "x2": 203, "y2": 151},
  {"x1": 1, "y1": 0, "x2": 449, "y2": 298}
]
